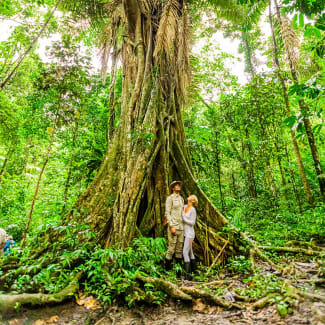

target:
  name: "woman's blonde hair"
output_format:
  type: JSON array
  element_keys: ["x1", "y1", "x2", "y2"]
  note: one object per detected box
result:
[{"x1": 189, "y1": 195, "x2": 198, "y2": 206}]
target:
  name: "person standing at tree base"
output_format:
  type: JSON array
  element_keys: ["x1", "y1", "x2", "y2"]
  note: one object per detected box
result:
[
  {"x1": 0, "y1": 228, "x2": 7, "y2": 256},
  {"x1": 183, "y1": 195, "x2": 198, "y2": 280},
  {"x1": 165, "y1": 181, "x2": 184, "y2": 277}
]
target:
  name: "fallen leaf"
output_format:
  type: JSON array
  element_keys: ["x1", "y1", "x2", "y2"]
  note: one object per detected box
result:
[
  {"x1": 9, "y1": 319, "x2": 26, "y2": 325},
  {"x1": 33, "y1": 321, "x2": 46, "y2": 325},
  {"x1": 76, "y1": 292, "x2": 101, "y2": 310},
  {"x1": 45, "y1": 315, "x2": 59, "y2": 323},
  {"x1": 193, "y1": 298, "x2": 207, "y2": 313}
]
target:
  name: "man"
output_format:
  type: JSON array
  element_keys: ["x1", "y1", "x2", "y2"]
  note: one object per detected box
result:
[
  {"x1": 165, "y1": 180, "x2": 184, "y2": 276},
  {"x1": 0, "y1": 228, "x2": 7, "y2": 256}
]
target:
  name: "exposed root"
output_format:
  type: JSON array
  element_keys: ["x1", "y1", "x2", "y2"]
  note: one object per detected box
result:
[
  {"x1": 251, "y1": 293, "x2": 280, "y2": 310},
  {"x1": 180, "y1": 285, "x2": 242, "y2": 309},
  {"x1": 258, "y1": 245, "x2": 324, "y2": 256},
  {"x1": 0, "y1": 272, "x2": 82, "y2": 314},
  {"x1": 0, "y1": 264, "x2": 19, "y2": 271},
  {"x1": 136, "y1": 273, "x2": 241, "y2": 309},
  {"x1": 251, "y1": 245, "x2": 280, "y2": 271},
  {"x1": 283, "y1": 279, "x2": 325, "y2": 303},
  {"x1": 298, "y1": 290, "x2": 325, "y2": 302},
  {"x1": 135, "y1": 273, "x2": 192, "y2": 301},
  {"x1": 295, "y1": 279, "x2": 325, "y2": 285},
  {"x1": 201, "y1": 279, "x2": 234, "y2": 287},
  {"x1": 284, "y1": 240, "x2": 325, "y2": 250}
]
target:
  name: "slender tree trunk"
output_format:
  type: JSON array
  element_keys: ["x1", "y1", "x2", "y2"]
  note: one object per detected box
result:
[
  {"x1": 244, "y1": 129, "x2": 258, "y2": 198},
  {"x1": 0, "y1": 142, "x2": 15, "y2": 183},
  {"x1": 0, "y1": 0, "x2": 61, "y2": 89},
  {"x1": 242, "y1": 32, "x2": 277, "y2": 197},
  {"x1": 61, "y1": 121, "x2": 79, "y2": 215},
  {"x1": 241, "y1": 31, "x2": 256, "y2": 79},
  {"x1": 65, "y1": 0, "x2": 242, "y2": 261},
  {"x1": 268, "y1": 0, "x2": 314, "y2": 205},
  {"x1": 215, "y1": 131, "x2": 225, "y2": 212},
  {"x1": 273, "y1": 140, "x2": 289, "y2": 203},
  {"x1": 21, "y1": 135, "x2": 32, "y2": 174},
  {"x1": 228, "y1": 136, "x2": 257, "y2": 199},
  {"x1": 231, "y1": 173, "x2": 237, "y2": 198},
  {"x1": 21, "y1": 120, "x2": 57, "y2": 248},
  {"x1": 274, "y1": 0, "x2": 325, "y2": 200},
  {"x1": 284, "y1": 143, "x2": 303, "y2": 213}
]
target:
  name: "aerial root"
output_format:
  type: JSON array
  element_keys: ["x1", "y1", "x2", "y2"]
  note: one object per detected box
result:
[
  {"x1": 284, "y1": 240, "x2": 325, "y2": 251},
  {"x1": 258, "y1": 245, "x2": 324, "y2": 256},
  {"x1": 0, "y1": 272, "x2": 82, "y2": 314},
  {"x1": 135, "y1": 273, "x2": 241, "y2": 309}
]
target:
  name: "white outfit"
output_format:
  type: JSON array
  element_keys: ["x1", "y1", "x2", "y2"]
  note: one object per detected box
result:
[
  {"x1": 183, "y1": 205, "x2": 196, "y2": 238},
  {"x1": 183, "y1": 205, "x2": 196, "y2": 263}
]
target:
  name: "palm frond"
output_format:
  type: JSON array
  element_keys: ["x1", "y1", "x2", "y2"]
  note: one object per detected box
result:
[
  {"x1": 176, "y1": 3, "x2": 191, "y2": 104},
  {"x1": 153, "y1": 0, "x2": 180, "y2": 59},
  {"x1": 280, "y1": 15, "x2": 300, "y2": 70}
]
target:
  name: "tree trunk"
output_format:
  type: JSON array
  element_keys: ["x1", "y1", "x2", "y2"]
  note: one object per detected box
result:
[
  {"x1": 61, "y1": 121, "x2": 79, "y2": 215},
  {"x1": 21, "y1": 120, "x2": 57, "y2": 248},
  {"x1": 0, "y1": 0, "x2": 61, "y2": 89},
  {"x1": 241, "y1": 32, "x2": 277, "y2": 198},
  {"x1": 215, "y1": 131, "x2": 225, "y2": 212},
  {"x1": 273, "y1": 0, "x2": 325, "y2": 201},
  {"x1": 21, "y1": 135, "x2": 32, "y2": 174},
  {"x1": 268, "y1": 0, "x2": 314, "y2": 206},
  {"x1": 66, "y1": 0, "x2": 241, "y2": 261},
  {"x1": 0, "y1": 141, "x2": 15, "y2": 183},
  {"x1": 284, "y1": 143, "x2": 303, "y2": 213},
  {"x1": 228, "y1": 136, "x2": 257, "y2": 199},
  {"x1": 273, "y1": 140, "x2": 290, "y2": 203}
]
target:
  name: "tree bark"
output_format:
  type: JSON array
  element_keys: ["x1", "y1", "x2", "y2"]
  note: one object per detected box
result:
[{"x1": 66, "y1": 0, "x2": 241, "y2": 261}]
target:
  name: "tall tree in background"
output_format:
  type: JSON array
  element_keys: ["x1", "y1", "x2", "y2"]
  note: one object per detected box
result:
[
  {"x1": 274, "y1": 0, "x2": 325, "y2": 200},
  {"x1": 268, "y1": 0, "x2": 314, "y2": 206}
]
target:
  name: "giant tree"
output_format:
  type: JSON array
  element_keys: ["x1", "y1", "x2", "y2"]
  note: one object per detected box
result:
[{"x1": 63, "y1": 0, "x2": 246, "y2": 261}]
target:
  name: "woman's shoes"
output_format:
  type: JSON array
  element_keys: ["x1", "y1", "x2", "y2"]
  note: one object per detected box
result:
[
  {"x1": 190, "y1": 258, "x2": 196, "y2": 273},
  {"x1": 184, "y1": 262, "x2": 193, "y2": 280}
]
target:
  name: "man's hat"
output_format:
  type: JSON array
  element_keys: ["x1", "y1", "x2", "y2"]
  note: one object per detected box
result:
[{"x1": 169, "y1": 180, "x2": 182, "y2": 190}]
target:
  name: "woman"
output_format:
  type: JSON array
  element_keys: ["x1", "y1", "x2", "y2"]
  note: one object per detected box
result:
[{"x1": 182, "y1": 195, "x2": 198, "y2": 280}]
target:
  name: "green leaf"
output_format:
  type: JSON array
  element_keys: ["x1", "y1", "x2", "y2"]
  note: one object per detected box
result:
[{"x1": 299, "y1": 13, "x2": 304, "y2": 28}]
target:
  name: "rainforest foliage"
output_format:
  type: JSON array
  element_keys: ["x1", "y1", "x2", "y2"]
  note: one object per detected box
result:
[{"x1": 0, "y1": 0, "x2": 324, "y2": 315}]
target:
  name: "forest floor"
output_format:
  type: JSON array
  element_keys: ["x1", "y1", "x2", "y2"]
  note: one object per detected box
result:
[{"x1": 2, "y1": 258, "x2": 324, "y2": 325}]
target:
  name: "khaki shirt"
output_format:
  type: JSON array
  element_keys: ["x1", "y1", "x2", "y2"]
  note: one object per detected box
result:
[{"x1": 166, "y1": 193, "x2": 184, "y2": 230}]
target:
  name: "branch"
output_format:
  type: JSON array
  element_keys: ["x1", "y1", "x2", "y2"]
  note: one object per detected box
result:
[
  {"x1": 0, "y1": 0, "x2": 62, "y2": 89},
  {"x1": 0, "y1": 272, "x2": 82, "y2": 314}
]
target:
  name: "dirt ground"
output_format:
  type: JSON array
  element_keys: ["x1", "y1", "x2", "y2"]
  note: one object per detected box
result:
[
  {"x1": 1, "y1": 294, "x2": 324, "y2": 325},
  {"x1": 2, "y1": 260, "x2": 324, "y2": 325}
]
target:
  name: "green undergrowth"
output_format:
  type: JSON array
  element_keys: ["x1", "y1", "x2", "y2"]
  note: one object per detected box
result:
[
  {"x1": 0, "y1": 223, "x2": 179, "y2": 307},
  {"x1": 228, "y1": 200, "x2": 325, "y2": 246}
]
